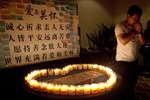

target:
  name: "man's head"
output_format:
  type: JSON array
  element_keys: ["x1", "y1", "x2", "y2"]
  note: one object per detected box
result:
[{"x1": 126, "y1": 5, "x2": 142, "y2": 26}]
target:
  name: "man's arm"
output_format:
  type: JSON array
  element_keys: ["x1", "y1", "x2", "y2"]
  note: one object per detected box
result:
[{"x1": 116, "y1": 30, "x2": 136, "y2": 45}]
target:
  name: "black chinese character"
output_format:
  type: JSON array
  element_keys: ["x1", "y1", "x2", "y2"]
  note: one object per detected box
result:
[
  {"x1": 18, "y1": 34, "x2": 25, "y2": 42},
  {"x1": 57, "y1": 52, "x2": 62, "y2": 58},
  {"x1": 26, "y1": 23, "x2": 33, "y2": 31},
  {"x1": 33, "y1": 44, "x2": 39, "y2": 51},
  {"x1": 60, "y1": 33, "x2": 64, "y2": 39},
  {"x1": 49, "y1": 11, "x2": 57, "y2": 20},
  {"x1": 52, "y1": 24, "x2": 57, "y2": 30},
  {"x1": 14, "y1": 45, "x2": 21, "y2": 53},
  {"x1": 40, "y1": 10, "x2": 47, "y2": 20},
  {"x1": 63, "y1": 42, "x2": 67, "y2": 48},
  {"x1": 42, "y1": 53, "x2": 47, "y2": 60},
  {"x1": 48, "y1": 43, "x2": 54, "y2": 49},
  {"x1": 69, "y1": 50, "x2": 74, "y2": 56},
  {"x1": 24, "y1": 45, "x2": 30, "y2": 52},
  {"x1": 52, "y1": 33, "x2": 57, "y2": 40},
  {"x1": 36, "y1": 34, "x2": 42, "y2": 41},
  {"x1": 28, "y1": 34, "x2": 34, "y2": 41},
  {"x1": 44, "y1": 34, "x2": 50, "y2": 40},
  {"x1": 35, "y1": 24, "x2": 42, "y2": 31},
  {"x1": 9, "y1": 35, "x2": 15, "y2": 42},
  {"x1": 25, "y1": 5, "x2": 34, "y2": 16},
  {"x1": 57, "y1": 43, "x2": 61, "y2": 48},
  {"x1": 33, "y1": 54, "x2": 40, "y2": 61},
  {"x1": 41, "y1": 44, "x2": 47, "y2": 50},
  {"x1": 5, "y1": 57, "x2": 12, "y2": 65},
  {"x1": 5, "y1": 23, "x2": 14, "y2": 31},
  {"x1": 25, "y1": 55, "x2": 31, "y2": 62},
  {"x1": 17, "y1": 24, "x2": 24, "y2": 30},
  {"x1": 49, "y1": 52, "x2": 55, "y2": 59},
  {"x1": 44, "y1": 24, "x2": 50, "y2": 31},
  {"x1": 15, "y1": 56, "x2": 22, "y2": 63}
]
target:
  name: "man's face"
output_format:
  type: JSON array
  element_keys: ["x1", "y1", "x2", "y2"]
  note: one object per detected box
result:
[{"x1": 127, "y1": 13, "x2": 140, "y2": 27}]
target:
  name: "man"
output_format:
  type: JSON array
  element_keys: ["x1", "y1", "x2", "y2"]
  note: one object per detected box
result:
[
  {"x1": 139, "y1": 20, "x2": 150, "y2": 73},
  {"x1": 115, "y1": 5, "x2": 145, "y2": 100}
]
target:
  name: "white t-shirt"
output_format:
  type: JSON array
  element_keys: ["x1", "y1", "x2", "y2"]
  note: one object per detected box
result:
[{"x1": 115, "y1": 21, "x2": 139, "y2": 62}]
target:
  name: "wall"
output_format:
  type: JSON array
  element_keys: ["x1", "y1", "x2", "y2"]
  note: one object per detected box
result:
[
  {"x1": 72, "y1": 0, "x2": 114, "y2": 48},
  {"x1": 114, "y1": 0, "x2": 150, "y2": 29},
  {"x1": 70, "y1": 0, "x2": 150, "y2": 48}
]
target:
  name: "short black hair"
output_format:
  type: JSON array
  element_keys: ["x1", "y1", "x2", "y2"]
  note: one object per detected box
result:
[{"x1": 127, "y1": 5, "x2": 142, "y2": 16}]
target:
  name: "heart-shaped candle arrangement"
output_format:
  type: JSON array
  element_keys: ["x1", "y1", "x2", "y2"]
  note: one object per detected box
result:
[{"x1": 24, "y1": 64, "x2": 117, "y2": 95}]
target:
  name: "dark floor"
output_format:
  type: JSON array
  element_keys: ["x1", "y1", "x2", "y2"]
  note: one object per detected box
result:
[
  {"x1": 134, "y1": 71, "x2": 150, "y2": 100},
  {"x1": 0, "y1": 51, "x2": 150, "y2": 100}
]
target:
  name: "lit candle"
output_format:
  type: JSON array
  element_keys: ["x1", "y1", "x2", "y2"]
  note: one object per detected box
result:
[
  {"x1": 83, "y1": 64, "x2": 88, "y2": 69},
  {"x1": 67, "y1": 65, "x2": 73, "y2": 71},
  {"x1": 53, "y1": 84, "x2": 61, "y2": 94},
  {"x1": 33, "y1": 81, "x2": 40, "y2": 91},
  {"x1": 61, "y1": 69, "x2": 66, "y2": 75},
  {"x1": 88, "y1": 64, "x2": 93, "y2": 69},
  {"x1": 47, "y1": 69, "x2": 53, "y2": 75},
  {"x1": 91, "y1": 84, "x2": 98, "y2": 94},
  {"x1": 77, "y1": 64, "x2": 82, "y2": 70},
  {"x1": 98, "y1": 83, "x2": 106, "y2": 92},
  {"x1": 63, "y1": 67, "x2": 69, "y2": 74},
  {"x1": 24, "y1": 76, "x2": 29, "y2": 85},
  {"x1": 28, "y1": 80, "x2": 37, "y2": 89},
  {"x1": 47, "y1": 83, "x2": 54, "y2": 93},
  {"x1": 72, "y1": 64, "x2": 77, "y2": 70},
  {"x1": 68, "y1": 85, "x2": 76, "y2": 95},
  {"x1": 61, "y1": 85, "x2": 68, "y2": 95},
  {"x1": 54, "y1": 68, "x2": 60, "y2": 75},
  {"x1": 76, "y1": 85, "x2": 83, "y2": 95},
  {"x1": 83, "y1": 84, "x2": 91, "y2": 94},
  {"x1": 40, "y1": 82, "x2": 47, "y2": 92},
  {"x1": 92, "y1": 64, "x2": 98, "y2": 69},
  {"x1": 40, "y1": 69, "x2": 47, "y2": 76}
]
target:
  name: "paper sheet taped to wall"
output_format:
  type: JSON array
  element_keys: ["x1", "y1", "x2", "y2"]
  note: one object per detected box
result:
[{"x1": 0, "y1": 0, "x2": 79, "y2": 68}]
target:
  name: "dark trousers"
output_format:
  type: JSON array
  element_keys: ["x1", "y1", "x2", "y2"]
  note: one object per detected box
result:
[{"x1": 115, "y1": 59, "x2": 139, "y2": 100}]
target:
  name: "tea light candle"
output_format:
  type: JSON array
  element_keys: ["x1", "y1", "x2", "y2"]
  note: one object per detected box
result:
[
  {"x1": 77, "y1": 64, "x2": 82, "y2": 70},
  {"x1": 83, "y1": 84, "x2": 91, "y2": 94},
  {"x1": 33, "y1": 81, "x2": 40, "y2": 91},
  {"x1": 61, "y1": 69, "x2": 66, "y2": 75},
  {"x1": 68, "y1": 85, "x2": 76, "y2": 95},
  {"x1": 61, "y1": 85, "x2": 68, "y2": 95},
  {"x1": 28, "y1": 80, "x2": 37, "y2": 89},
  {"x1": 47, "y1": 69, "x2": 53, "y2": 75},
  {"x1": 67, "y1": 65, "x2": 73, "y2": 71},
  {"x1": 72, "y1": 64, "x2": 77, "y2": 70},
  {"x1": 47, "y1": 84, "x2": 54, "y2": 93},
  {"x1": 88, "y1": 64, "x2": 93, "y2": 69},
  {"x1": 40, "y1": 82, "x2": 47, "y2": 92},
  {"x1": 31, "y1": 70, "x2": 40, "y2": 78},
  {"x1": 53, "y1": 84, "x2": 61, "y2": 94},
  {"x1": 40, "y1": 69, "x2": 47, "y2": 76},
  {"x1": 76, "y1": 85, "x2": 83, "y2": 95},
  {"x1": 54, "y1": 68, "x2": 60, "y2": 75},
  {"x1": 91, "y1": 84, "x2": 99, "y2": 94},
  {"x1": 24, "y1": 76, "x2": 29, "y2": 85},
  {"x1": 98, "y1": 83, "x2": 106, "y2": 92},
  {"x1": 63, "y1": 67, "x2": 69, "y2": 74},
  {"x1": 92, "y1": 64, "x2": 98, "y2": 69},
  {"x1": 83, "y1": 64, "x2": 88, "y2": 69}
]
